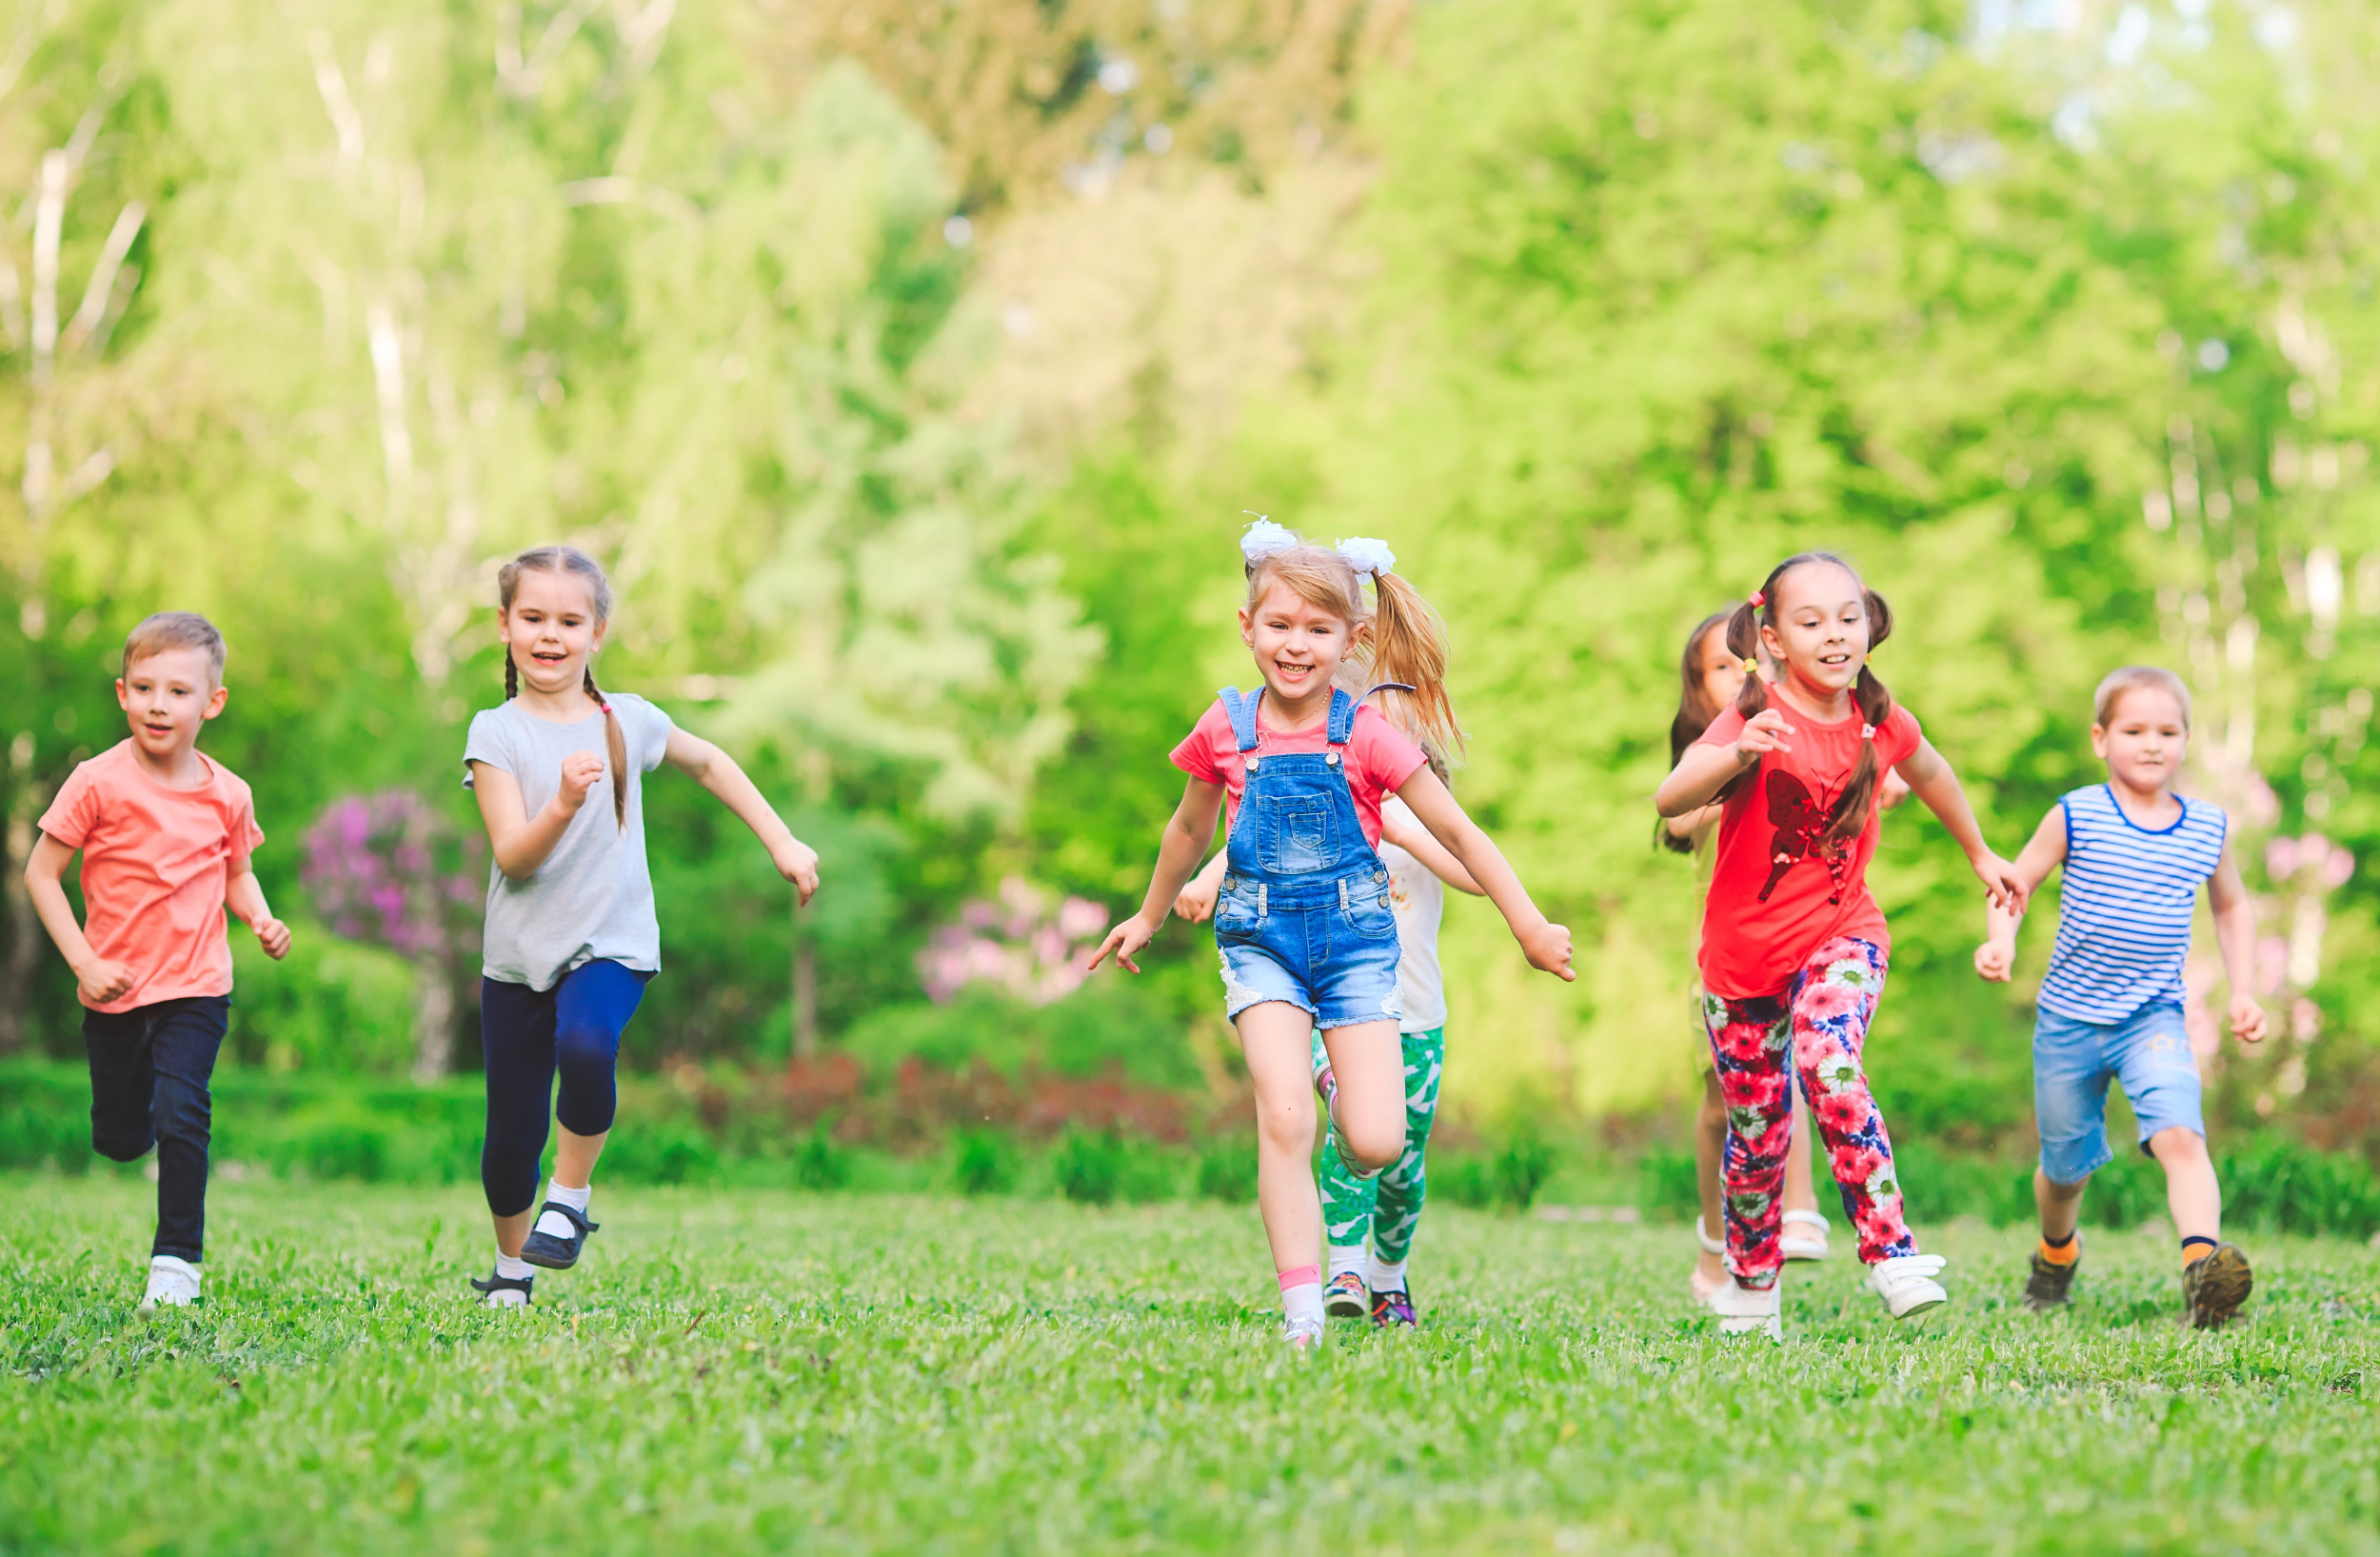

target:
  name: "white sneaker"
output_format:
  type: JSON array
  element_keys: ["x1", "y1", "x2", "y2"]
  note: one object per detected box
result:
[
  {"x1": 1867, "y1": 1253, "x2": 1949, "y2": 1322},
  {"x1": 1282, "y1": 1313, "x2": 1326, "y2": 1348},
  {"x1": 1707, "y1": 1280, "x2": 1782, "y2": 1342},
  {"x1": 138, "y1": 1255, "x2": 201, "y2": 1313}
]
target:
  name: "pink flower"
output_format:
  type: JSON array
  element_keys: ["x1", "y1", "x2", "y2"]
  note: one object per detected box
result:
[
  {"x1": 1828, "y1": 1142, "x2": 1884, "y2": 1187},
  {"x1": 1815, "y1": 1089, "x2": 1872, "y2": 1139}
]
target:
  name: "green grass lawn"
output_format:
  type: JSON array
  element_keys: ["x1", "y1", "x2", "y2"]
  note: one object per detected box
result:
[{"x1": 6, "y1": 1177, "x2": 2380, "y2": 1555}]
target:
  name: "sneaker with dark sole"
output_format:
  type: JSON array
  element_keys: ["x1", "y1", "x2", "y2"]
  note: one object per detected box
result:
[
  {"x1": 2184, "y1": 1243, "x2": 2253, "y2": 1329},
  {"x1": 518, "y1": 1201, "x2": 599, "y2": 1270},
  {"x1": 2023, "y1": 1242, "x2": 2081, "y2": 1313},
  {"x1": 470, "y1": 1268, "x2": 534, "y2": 1307},
  {"x1": 1323, "y1": 1270, "x2": 1369, "y2": 1320},
  {"x1": 1371, "y1": 1287, "x2": 1418, "y2": 1329}
]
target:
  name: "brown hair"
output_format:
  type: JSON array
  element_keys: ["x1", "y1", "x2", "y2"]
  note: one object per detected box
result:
[
  {"x1": 1656, "y1": 609, "x2": 1738, "y2": 854},
  {"x1": 2093, "y1": 666, "x2": 2192, "y2": 730},
  {"x1": 498, "y1": 545, "x2": 629, "y2": 831},
  {"x1": 1244, "y1": 535, "x2": 1462, "y2": 757},
  {"x1": 123, "y1": 611, "x2": 227, "y2": 687},
  {"x1": 1716, "y1": 551, "x2": 1896, "y2": 841}
]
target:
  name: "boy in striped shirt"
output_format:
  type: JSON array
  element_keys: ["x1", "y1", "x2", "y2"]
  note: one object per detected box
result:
[{"x1": 1975, "y1": 667, "x2": 2267, "y2": 1328}]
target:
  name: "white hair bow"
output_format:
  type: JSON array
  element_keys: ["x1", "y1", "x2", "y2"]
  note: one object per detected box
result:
[
  {"x1": 1337, "y1": 535, "x2": 1396, "y2": 581},
  {"x1": 1240, "y1": 514, "x2": 1299, "y2": 563}
]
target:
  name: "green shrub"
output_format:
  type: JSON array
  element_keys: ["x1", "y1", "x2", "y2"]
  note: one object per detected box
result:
[
  {"x1": 1053, "y1": 1128, "x2": 1121, "y2": 1205},
  {"x1": 228, "y1": 928, "x2": 421, "y2": 1075},
  {"x1": 2224, "y1": 1138, "x2": 2380, "y2": 1240},
  {"x1": 791, "y1": 1124, "x2": 851, "y2": 1191},
  {"x1": 1433, "y1": 1151, "x2": 1493, "y2": 1209},
  {"x1": 1633, "y1": 1143, "x2": 1700, "y2": 1220},
  {"x1": 1493, "y1": 1128, "x2": 1556, "y2": 1212},
  {"x1": 0, "y1": 1065, "x2": 93, "y2": 1170},
  {"x1": 952, "y1": 1130, "x2": 1017, "y2": 1195},
  {"x1": 1197, "y1": 1138, "x2": 1256, "y2": 1202},
  {"x1": 605, "y1": 1119, "x2": 723, "y2": 1187},
  {"x1": 840, "y1": 981, "x2": 1201, "y2": 1090}
]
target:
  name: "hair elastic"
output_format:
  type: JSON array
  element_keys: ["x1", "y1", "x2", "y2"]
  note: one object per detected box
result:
[
  {"x1": 1748, "y1": 589, "x2": 1766, "y2": 609},
  {"x1": 1860, "y1": 724, "x2": 1875, "y2": 741},
  {"x1": 1738, "y1": 657, "x2": 1758, "y2": 674}
]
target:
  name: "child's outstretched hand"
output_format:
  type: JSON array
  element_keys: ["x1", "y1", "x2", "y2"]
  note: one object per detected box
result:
[
  {"x1": 1970, "y1": 851, "x2": 2030, "y2": 915},
  {"x1": 75, "y1": 957, "x2": 134, "y2": 1006},
  {"x1": 1733, "y1": 709, "x2": 1794, "y2": 764},
  {"x1": 1084, "y1": 913, "x2": 1160, "y2": 975},
  {"x1": 773, "y1": 838, "x2": 822, "y2": 906},
  {"x1": 557, "y1": 749, "x2": 605, "y2": 811},
  {"x1": 1973, "y1": 938, "x2": 2015, "y2": 983},
  {"x1": 253, "y1": 916, "x2": 292, "y2": 960},
  {"x1": 2231, "y1": 994, "x2": 2269, "y2": 1045},
  {"x1": 1520, "y1": 919, "x2": 1576, "y2": 982}
]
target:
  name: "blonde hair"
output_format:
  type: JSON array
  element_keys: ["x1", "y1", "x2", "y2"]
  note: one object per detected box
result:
[
  {"x1": 123, "y1": 611, "x2": 227, "y2": 686},
  {"x1": 1245, "y1": 536, "x2": 1462, "y2": 757},
  {"x1": 2093, "y1": 666, "x2": 2192, "y2": 729},
  {"x1": 498, "y1": 545, "x2": 629, "y2": 832}
]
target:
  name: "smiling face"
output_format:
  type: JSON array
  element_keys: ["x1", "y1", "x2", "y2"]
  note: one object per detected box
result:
[
  {"x1": 1239, "y1": 577, "x2": 1356, "y2": 709},
  {"x1": 1696, "y1": 622, "x2": 1747, "y2": 710},
  {"x1": 2092, "y1": 686, "x2": 2190, "y2": 796},
  {"x1": 116, "y1": 648, "x2": 228, "y2": 763},
  {"x1": 1759, "y1": 561, "x2": 1871, "y2": 702},
  {"x1": 499, "y1": 569, "x2": 606, "y2": 695}
]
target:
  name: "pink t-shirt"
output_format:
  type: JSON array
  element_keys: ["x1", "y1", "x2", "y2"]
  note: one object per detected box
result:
[
  {"x1": 1169, "y1": 698, "x2": 1428, "y2": 849},
  {"x1": 37, "y1": 741, "x2": 264, "y2": 1012}
]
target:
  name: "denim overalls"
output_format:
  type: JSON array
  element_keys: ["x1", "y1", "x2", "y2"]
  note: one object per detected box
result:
[{"x1": 1211, "y1": 686, "x2": 1405, "y2": 1029}]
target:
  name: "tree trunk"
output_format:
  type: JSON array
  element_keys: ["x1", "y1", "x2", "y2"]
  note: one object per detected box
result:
[
  {"x1": 411, "y1": 958, "x2": 454, "y2": 1083},
  {"x1": 793, "y1": 907, "x2": 818, "y2": 1063},
  {"x1": 0, "y1": 732, "x2": 42, "y2": 1055}
]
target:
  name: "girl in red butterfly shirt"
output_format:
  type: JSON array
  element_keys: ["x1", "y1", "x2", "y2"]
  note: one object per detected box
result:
[{"x1": 1655, "y1": 551, "x2": 2027, "y2": 1341}]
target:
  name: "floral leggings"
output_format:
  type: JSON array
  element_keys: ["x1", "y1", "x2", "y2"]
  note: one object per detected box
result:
[
  {"x1": 1703, "y1": 936, "x2": 1917, "y2": 1288},
  {"x1": 1313, "y1": 1027, "x2": 1444, "y2": 1268}
]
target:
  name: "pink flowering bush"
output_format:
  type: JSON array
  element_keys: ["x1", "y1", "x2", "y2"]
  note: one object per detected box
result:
[
  {"x1": 917, "y1": 877, "x2": 1109, "y2": 1007},
  {"x1": 302, "y1": 791, "x2": 481, "y2": 963}
]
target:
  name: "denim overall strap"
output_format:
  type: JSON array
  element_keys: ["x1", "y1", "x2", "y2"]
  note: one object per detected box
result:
[
  {"x1": 1325, "y1": 687, "x2": 1357, "y2": 747},
  {"x1": 1218, "y1": 687, "x2": 1262, "y2": 752}
]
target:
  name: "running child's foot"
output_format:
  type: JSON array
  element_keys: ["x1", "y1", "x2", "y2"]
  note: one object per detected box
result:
[
  {"x1": 2184, "y1": 1243, "x2": 2253, "y2": 1330},
  {"x1": 1312, "y1": 1064, "x2": 1380, "y2": 1182},
  {"x1": 1867, "y1": 1253, "x2": 1949, "y2": 1323},
  {"x1": 137, "y1": 1255, "x2": 201, "y2": 1314},
  {"x1": 1778, "y1": 1208, "x2": 1831, "y2": 1263},
  {"x1": 1370, "y1": 1287, "x2": 1418, "y2": 1329},
  {"x1": 1707, "y1": 1280, "x2": 1782, "y2": 1343},
  {"x1": 1322, "y1": 1270, "x2": 1369, "y2": 1320},
  {"x1": 2023, "y1": 1237, "x2": 2081, "y2": 1313},
  {"x1": 519, "y1": 1201, "x2": 599, "y2": 1269},
  {"x1": 470, "y1": 1268, "x2": 536, "y2": 1307},
  {"x1": 1282, "y1": 1313, "x2": 1326, "y2": 1348},
  {"x1": 1689, "y1": 1216, "x2": 1730, "y2": 1307}
]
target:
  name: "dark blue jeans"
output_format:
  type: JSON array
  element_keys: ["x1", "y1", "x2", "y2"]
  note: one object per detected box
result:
[
  {"x1": 84, "y1": 995, "x2": 230, "y2": 1264},
  {"x1": 480, "y1": 960, "x2": 651, "y2": 1218}
]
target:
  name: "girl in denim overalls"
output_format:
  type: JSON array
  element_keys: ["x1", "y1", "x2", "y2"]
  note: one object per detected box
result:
[{"x1": 1086, "y1": 521, "x2": 1576, "y2": 1346}]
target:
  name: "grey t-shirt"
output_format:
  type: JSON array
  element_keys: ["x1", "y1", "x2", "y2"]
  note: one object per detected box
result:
[{"x1": 463, "y1": 693, "x2": 674, "y2": 990}]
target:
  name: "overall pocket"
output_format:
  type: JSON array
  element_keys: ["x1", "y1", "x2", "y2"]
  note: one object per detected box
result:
[
  {"x1": 1214, "y1": 877, "x2": 1262, "y2": 938},
  {"x1": 1341, "y1": 877, "x2": 1398, "y2": 941},
  {"x1": 1261, "y1": 795, "x2": 1337, "y2": 875}
]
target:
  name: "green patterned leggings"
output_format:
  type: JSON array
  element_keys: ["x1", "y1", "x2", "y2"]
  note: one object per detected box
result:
[{"x1": 1313, "y1": 1026, "x2": 1446, "y2": 1268}]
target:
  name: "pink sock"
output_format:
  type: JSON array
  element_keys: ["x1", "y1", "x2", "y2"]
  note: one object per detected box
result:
[{"x1": 1278, "y1": 1264, "x2": 1320, "y2": 1290}]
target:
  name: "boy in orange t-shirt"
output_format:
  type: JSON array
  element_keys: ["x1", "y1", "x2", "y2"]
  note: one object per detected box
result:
[{"x1": 23, "y1": 612, "x2": 290, "y2": 1312}]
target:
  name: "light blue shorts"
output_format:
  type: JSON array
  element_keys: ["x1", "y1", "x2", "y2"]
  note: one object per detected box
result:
[
  {"x1": 1214, "y1": 874, "x2": 1403, "y2": 1031},
  {"x1": 2033, "y1": 1002, "x2": 2204, "y2": 1185}
]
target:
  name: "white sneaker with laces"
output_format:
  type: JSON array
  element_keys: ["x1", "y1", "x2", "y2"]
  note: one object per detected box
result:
[
  {"x1": 1707, "y1": 1279, "x2": 1782, "y2": 1342},
  {"x1": 138, "y1": 1255, "x2": 201, "y2": 1314},
  {"x1": 1867, "y1": 1253, "x2": 1949, "y2": 1322}
]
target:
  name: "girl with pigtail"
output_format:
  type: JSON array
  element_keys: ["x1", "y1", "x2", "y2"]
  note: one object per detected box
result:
[
  {"x1": 463, "y1": 545, "x2": 821, "y2": 1307},
  {"x1": 1086, "y1": 521, "x2": 1573, "y2": 1347},
  {"x1": 1656, "y1": 551, "x2": 2025, "y2": 1340}
]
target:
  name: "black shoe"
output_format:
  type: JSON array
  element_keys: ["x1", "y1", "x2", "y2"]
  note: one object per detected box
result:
[
  {"x1": 470, "y1": 1268, "x2": 534, "y2": 1307},
  {"x1": 518, "y1": 1202, "x2": 600, "y2": 1270},
  {"x1": 2023, "y1": 1240, "x2": 2081, "y2": 1312},
  {"x1": 2185, "y1": 1243, "x2": 2253, "y2": 1329}
]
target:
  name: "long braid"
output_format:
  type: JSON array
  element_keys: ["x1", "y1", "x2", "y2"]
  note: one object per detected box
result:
[
  {"x1": 505, "y1": 654, "x2": 519, "y2": 701},
  {"x1": 585, "y1": 665, "x2": 629, "y2": 832}
]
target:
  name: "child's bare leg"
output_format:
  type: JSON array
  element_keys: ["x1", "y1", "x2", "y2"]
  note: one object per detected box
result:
[
  {"x1": 491, "y1": 1209, "x2": 531, "y2": 1259},
  {"x1": 1782, "y1": 1091, "x2": 1819, "y2": 1216},
  {"x1": 2147, "y1": 1126, "x2": 2220, "y2": 1244},
  {"x1": 1695, "y1": 1071, "x2": 1728, "y2": 1287},
  {"x1": 555, "y1": 1124, "x2": 608, "y2": 1188},
  {"x1": 2034, "y1": 1168, "x2": 2088, "y2": 1242},
  {"x1": 1319, "y1": 1019, "x2": 1403, "y2": 1171},
  {"x1": 1240, "y1": 1002, "x2": 1328, "y2": 1272}
]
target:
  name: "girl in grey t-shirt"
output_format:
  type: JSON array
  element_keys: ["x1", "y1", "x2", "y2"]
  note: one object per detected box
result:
[{"x1": 462, "y1": 546, "x2": 821, "y2": 1308}]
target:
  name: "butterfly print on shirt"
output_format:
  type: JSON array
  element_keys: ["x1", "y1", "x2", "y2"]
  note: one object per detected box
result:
[{"x1": 1757, "y1": 770, "x2": 1852, "y2": 905}]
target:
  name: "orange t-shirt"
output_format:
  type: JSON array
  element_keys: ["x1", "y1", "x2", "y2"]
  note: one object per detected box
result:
[{"x1": 37, "y1": 741, "x2": 265, "y2": 1012}]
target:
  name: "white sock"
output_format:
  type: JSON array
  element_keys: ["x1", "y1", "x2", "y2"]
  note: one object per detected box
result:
[
  {"x1": 1370, "y1": 1256, "x2": 1408, "y2": 1292},
  {"x1": 1327, "y1": 1245, "x2": 1368, "y2": 1281},
  {"x1": 494, "y1": 1254, "x2": 533, "y2": 1280},
  {"x1": 545, "y1": 1178, "x2": 591, "y2": 1212},
  {"x1": 1281, "y1": 1281, "x2": 1325, "y2": 1331}
]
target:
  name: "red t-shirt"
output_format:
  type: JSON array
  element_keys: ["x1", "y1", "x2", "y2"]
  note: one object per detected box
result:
[
  {"x1": 1170, "y1": 698, "x2": 1428, "y2": 849},
  {"x1": 1695, "y1": 696, "x2": 1922, "y2": 998},
  {"x1": 38, "y1": 741, "x2": 265, "y2": 1011}
]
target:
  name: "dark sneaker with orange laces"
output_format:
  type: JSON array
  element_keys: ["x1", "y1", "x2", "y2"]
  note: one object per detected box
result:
[
  {"x1": 2184, "y1": 1243, "x2": 2253, "y2": 1329},
  {"x1": 2023, "y1": 1240, "x2": 2081, "y2": 1313},
  {"x1": 1371, "y1": 1287, "x2": 1418, "y2": 1329}
]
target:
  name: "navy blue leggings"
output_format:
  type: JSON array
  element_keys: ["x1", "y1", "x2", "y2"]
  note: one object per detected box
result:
[{"x1": 480, "y1": 960, "x2": 650, "y2": 1217}]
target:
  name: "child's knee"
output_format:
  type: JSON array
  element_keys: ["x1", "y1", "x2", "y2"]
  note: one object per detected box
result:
[
  {"x1": 1256, "y1": 1098, "x2": 1315, "y2": 1154},
  {"x1": 90, "y1": 1126, "x2": 150, "y2": 1164},
  {"x1": 2147, "y1": 1125, "x2": 2209, "y2": 1166},
  {"x1": 553, "y1": 1019, "x2": 619, "y2": 1077}
]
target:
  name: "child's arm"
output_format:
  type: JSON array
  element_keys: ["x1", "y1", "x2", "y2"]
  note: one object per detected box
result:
[
  {"x1": 1392, "y1": 767, "x2": 1574, "y2": 981},
  {"x1": 1662, "y1": 804, "x2": 1721, "y2": 848},
  {"x1": 470, "y1": 755, "x2": 605, "y2": 881},
  {"x1": 1174, "y1": 847, "x2": 1230, "y2": 924},
  {"x1": 1085, "y1": 777, "x2": 1226, "y2": 973},
  {"x1": 1379, "y1": 805, "x2": 1485, "y2": 895},
  {"x1": 1973, "y1": 807, "x2": 2068, "y2": 982},
  {"x1": 2207, "y1": 833, "x2": 2268, "y2": 1044},
  {"x1": 225, "y1": 868, "x2": 292, "y2": 960},
  {"x1": 1656, "y1": 709, "x2": 1795, "y2": 815},
  {"x1": 1894, "y1": 738, "x2": 2028, "y2": 913},
  {"x1": 22, "y1": 832, "x2": 132, "y2": 1005},
  {"x1": 662, "y1": 728, "x2": 820, "y2": 904}
]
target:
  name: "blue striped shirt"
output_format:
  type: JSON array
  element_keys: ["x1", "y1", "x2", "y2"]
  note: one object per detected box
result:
[{"x1": 2038, "y1": 784, "x2": 2227, "y2": 1024}]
